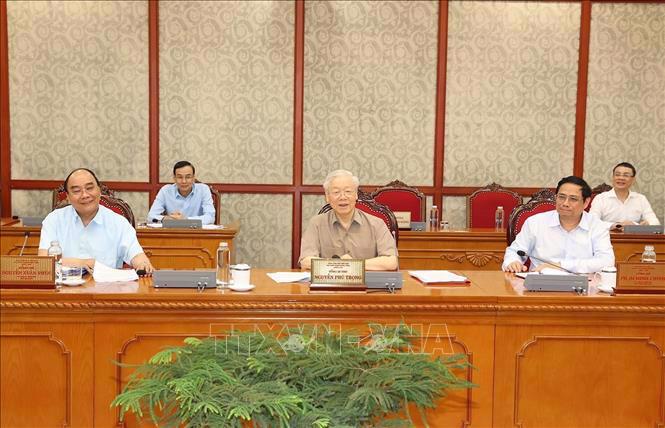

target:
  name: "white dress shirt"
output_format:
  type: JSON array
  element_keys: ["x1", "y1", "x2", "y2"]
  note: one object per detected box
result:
[
  {"x1": 39, "y1": 205, "x2": 144, "y2": 268},
  {"x1": 589, "y1": 189, "x2": 660, "y2": 226},
  {"x1": 502, "y1": 210, "x2": 615, "y2": 274}
]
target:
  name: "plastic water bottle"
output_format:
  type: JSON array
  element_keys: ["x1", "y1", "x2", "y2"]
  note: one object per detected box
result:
[
  {"x1": 429, "y1": 205, "x2": 439, "y2": 231},
  {"x1": 495, "y1": 206, "x2": 505, "y2": 230},
  {"x1": 47, "y1": 241, "x2": 63, "y2": 285},
  {"x1": 216, "y1": 242, "x2": 231, "y2": 288},
  {"x1": 641, "y1": 245, "x2": 656, "y2": 263}
]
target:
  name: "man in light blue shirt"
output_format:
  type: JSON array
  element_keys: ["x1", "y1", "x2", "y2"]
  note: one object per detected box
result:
[
  {"x1": 38, "y1": 168, "x2": 154, "y2": 272},
  {"x1": 502, "y1": 176, "x2": 615, "y2": 274},
  {"x1": 147, "y1": 161, "x2": 216, "y2": 225}
]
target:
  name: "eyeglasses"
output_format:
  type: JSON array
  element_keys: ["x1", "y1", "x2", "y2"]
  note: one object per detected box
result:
[
  {"x1": 175, "y1": 175, "x2": 194, "y2": 181},
  {"x1": 328, "y1": 189, "x2": 356, "y2": 199},
  {"x1": 556, "y1": 193, "x2": 582, "y2": 204},
  {"x1": 613, "y1": 173, "x2": 634, "y2": 178},
  {"x1": 69, "y1": 185, "x2": 97, "y2": 197}
]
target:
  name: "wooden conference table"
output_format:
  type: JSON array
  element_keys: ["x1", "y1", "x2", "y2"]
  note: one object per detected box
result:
[
  {"x1": 398, "y1": 227, "x2": 665, "y2": 270},
  {"x1": 1, "y1": 270, "x2": 663, "y2": 427},
  {"x1": 0, "y1": 219, "x2": 240, "y2": 269}
]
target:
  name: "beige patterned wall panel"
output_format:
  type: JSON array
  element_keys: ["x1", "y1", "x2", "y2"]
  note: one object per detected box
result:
[
  {"x1": 10, "y1": 190, "x2": 53, "y2": 217},
  {"x1": 444, "y1": 1, "x2": 580, "y2": 187},
  {"x1": 159, "y1": 1, "x2": 294, "y2": 184},
  {"x1": 7, "y1": 1, "x2": 149, "y2": 181},
  {"x1": 301, "y1": 194, "x2": 326, "y2": 234},
  {"x1": 584, "y1": 3, "x2": 665, "y2": 221},
  {"x1": 442, "y1": 196, "x2": 467, "y2": 230},
  {"x1": 303, "y1": 0, "x2": 438, "y2": 186},
  {"x1": 115, "y1": 192, "x2": 150, "y2": 225},
  {"x1": 220, "y1": 194, "x2": 292, "y2": 268}
]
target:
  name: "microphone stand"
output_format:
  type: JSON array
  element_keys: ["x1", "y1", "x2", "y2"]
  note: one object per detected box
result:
[
  {"x1": 19, "y1": 231, "x2": 30, "y2": 256},
  {"x1": 516, "y1": 250, "x2": 586, "y2": 276}
]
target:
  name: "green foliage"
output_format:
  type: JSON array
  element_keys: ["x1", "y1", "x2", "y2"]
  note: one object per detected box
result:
[{"x1": 112, "y1": 323, "x2": 475, "y2": 427}]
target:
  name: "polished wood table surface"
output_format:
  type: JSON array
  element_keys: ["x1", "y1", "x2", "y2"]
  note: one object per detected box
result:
[
  {"x1": 399, "y1": 227, "x2": 665, "y2": 270},
  {"x1": 2, "y1": 269, "x2": 663, "y2": 427},
  {"x1": 0, "y1": 219, "x2": 240, "y2": 269}
]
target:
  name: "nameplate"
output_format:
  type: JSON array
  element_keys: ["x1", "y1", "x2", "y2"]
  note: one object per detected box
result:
[
  {"x1": 615, "y1": 262, "x2": 665, "y2": 294},
  {"x1": 393, "y1": 211, "x2": 411, "y2": 230},
  {"x1": 311, "y1": 259, "x2": 365, "y2": 286},
  {"x1": 0, "y1": 256, "x2": 55, "y2": 289}
]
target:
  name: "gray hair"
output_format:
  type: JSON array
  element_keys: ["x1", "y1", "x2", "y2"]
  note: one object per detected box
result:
[{"x1": 323, "y1": 170, "x2": 360, "y2": 193}]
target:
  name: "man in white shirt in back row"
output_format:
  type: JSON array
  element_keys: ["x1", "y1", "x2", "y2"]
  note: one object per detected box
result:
[
  {"x1": 503, "y1": 176, "x2": 615, "y2": 274},
  {"x1": 589, "y1": 162, "x2": 660, "y2": 230}
]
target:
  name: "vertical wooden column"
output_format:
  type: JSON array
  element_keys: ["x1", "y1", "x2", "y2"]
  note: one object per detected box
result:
[
  {"x1": 0, "y1": 0, "x2": 11, "y2": 216},
  {"x1": 433, "y1": 0, "x2": 449, "y2": 212},
  {"x1": 148, "y1": 0, "x2": 160, "y2": 203},
  {"x1": 291, "y1": 0, "x2": 305, "y2": 268},
  {"x1": 573, "y1": 0, "x2": 592, "y2": 176}
]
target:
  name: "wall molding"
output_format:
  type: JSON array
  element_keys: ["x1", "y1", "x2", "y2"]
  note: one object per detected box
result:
[{"x1": 2, "y1": 300, "x2": 664, "y2": 314}]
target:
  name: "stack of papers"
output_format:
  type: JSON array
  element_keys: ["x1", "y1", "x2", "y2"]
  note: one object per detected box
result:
[
  {"x1": 267, "y1": 272, "x2": 311, "y2": 283},
  {"x1": 408, "y1": 270, "x2": 469, "y2": 283},
  {"x1": 202, "y1": 224, "x2": 224, "y2": 230},
  {"x1": 144, "y1": 223, "x2": 223, "y2": 229},
  {"x1": 92, "y1": 261, "x2": 139, "y2": 282}
]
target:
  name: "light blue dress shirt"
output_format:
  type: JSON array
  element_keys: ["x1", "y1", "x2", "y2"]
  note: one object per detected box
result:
[
  {"x1": 502, "y1": 210, "x2": 615, "y2": 273},
  {"x1": 147, "y1": 183, "x2": 215, "y2": 225},
  {"x1": 39, "y1": 205, "x2": 144, "y2": 268}
]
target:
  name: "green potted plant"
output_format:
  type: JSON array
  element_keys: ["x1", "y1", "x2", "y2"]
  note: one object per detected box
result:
[{"x1": 112, "y1": 323, "x2": 475, "y2": 427}]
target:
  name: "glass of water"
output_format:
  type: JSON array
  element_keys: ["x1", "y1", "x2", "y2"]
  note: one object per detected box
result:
[{"x1": 61, "y1": 266, "x2": 83, "y2": 285}]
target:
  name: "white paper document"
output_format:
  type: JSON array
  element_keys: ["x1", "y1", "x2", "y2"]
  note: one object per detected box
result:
[
  {"x1": 267, "y1": 272, "x2": 311, "y2": 283},
  {"x1": 144, "y1": 223, "x2": 223, "y2": 229},
  {"x1": 92, "y1": 261, "x2": 139, "y2": 282},
  {"x1": 86, "y1": 282, "x2": 140, "y2": 293},
  {"x1": 202, "y1": 224, "x2": 225, "y2": 230},
  {"x1": 408, "y1": 270, "x2": 468, "y2": 283}
]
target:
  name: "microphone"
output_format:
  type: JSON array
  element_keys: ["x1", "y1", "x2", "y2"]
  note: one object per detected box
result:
[
  {"x1": 332, "y1": 255, "x2": 340, "y2": 259},
  {"x1": 516, "y1": 250, "x2": 584, "y2": 276},
  {"x1": 19, "y1": 231, "x2": 30, "y2": 256}
]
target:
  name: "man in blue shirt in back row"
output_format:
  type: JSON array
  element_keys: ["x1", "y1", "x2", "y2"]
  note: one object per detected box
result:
[{"x1": 147, "y1": 161, "x2": 216, "y2": 225}]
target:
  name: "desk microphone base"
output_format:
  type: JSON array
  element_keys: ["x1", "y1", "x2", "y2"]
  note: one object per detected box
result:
[{"x1": 524, "y1": 274, "x2": 587, "y2": 293}]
